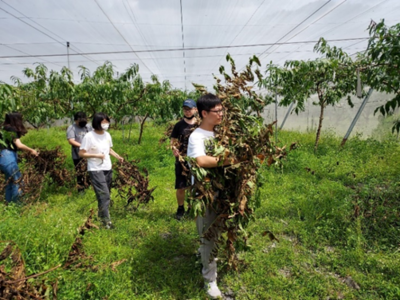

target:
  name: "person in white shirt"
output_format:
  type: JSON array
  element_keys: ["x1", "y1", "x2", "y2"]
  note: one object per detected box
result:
[
  {"x1": 79, "y1": 113, "x2": 123, "y2": 229},
  {"x1": 187, "y1": 93, "x2": 231, "y2": 299}
]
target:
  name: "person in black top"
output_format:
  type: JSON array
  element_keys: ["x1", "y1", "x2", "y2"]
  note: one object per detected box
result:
[
  {"x1": 0, "y1": 112, "x2": 38, "y2": 203},
  {"x1": 170, "y1": 99, "x2": 197, "y2": 220}
]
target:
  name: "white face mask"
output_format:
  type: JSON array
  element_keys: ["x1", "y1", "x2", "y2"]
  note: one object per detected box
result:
[{"x1": 101, "y1": 123, "x2": 110, "y2": 131}]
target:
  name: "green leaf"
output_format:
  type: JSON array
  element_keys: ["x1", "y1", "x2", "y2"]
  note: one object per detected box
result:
[{"x1": 246, "y1": 181, "x2": 255, "y2": 189}]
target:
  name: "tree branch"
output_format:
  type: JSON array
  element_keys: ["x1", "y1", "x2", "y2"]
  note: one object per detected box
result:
[{"x1": 5, "y1": 264, "x2": 62, "y2": 284}]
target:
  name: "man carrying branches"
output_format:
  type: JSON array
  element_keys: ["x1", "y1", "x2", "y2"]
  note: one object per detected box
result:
[
  {"x1": 187, "y1": 93, "x2": 232, "y2": 299},
  {"x1": 170, "y1": 99, "x2": 197, "y2": 220}
]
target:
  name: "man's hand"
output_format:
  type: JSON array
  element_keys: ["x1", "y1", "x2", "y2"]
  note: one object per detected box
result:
[
  {"x1": 172, "y1": 146, "x2": 180, "y2": 158},
  {"x1": 30, "y1": 149, "x2": 39, "y2": 157},
  {"x1": 223, "y1": 156, "x2": 239, "y2": 166}
]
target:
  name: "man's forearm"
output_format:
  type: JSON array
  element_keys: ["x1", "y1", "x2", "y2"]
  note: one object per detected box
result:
[
  {"x1": 196, "y1": 155, "x2": 236, "y2": 168},
  {"x1": 68, "y1": 139, "x2": 81, "y2": 147},
  {"x1": 196, "y1": 155, "x2": 220, "y2": 168}
]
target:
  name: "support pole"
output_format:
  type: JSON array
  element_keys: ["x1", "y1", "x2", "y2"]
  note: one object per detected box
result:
[
  {"x1": 66, "y1": 42, "x2": 73, "y2": 122},
  {"x1": 340, "y1": 88, "x2": 373, "y2": 146},
  {"x1": 280, "y1": 102, "x2": 295, "y2": 130},
  {"x1": 275, "y1": 87, "x2": 278, "y2": 143},
  {"x1": 66, "y1": 41, "x2": 70, "y2": 69}
]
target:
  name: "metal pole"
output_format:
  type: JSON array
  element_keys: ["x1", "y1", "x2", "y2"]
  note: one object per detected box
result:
[
  {"x1": 66, "y1": 42, "x2": 70, "y2": 69},
  {"x1": 275, "y1": 86, "x2": 278, "y2": 143},
  {"x1": 66, "y1": 42, "x2": 73, "y2": 122},
  {"x1": 340, "y1": 88, "x2": 374, "y2": 146},
  {"x1": 280, "y1": 102, "x2": 295, "y2": 130}
]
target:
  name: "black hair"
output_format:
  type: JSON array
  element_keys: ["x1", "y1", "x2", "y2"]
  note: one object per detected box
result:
[
  {"x1": 3, "y1": 112, "x2": 27, "y2": 136},
  {"x1": 74, "y1": 111, "x2": 87, "y2": 121},
  {"x1": 197, "y1": 93, "x2": 221, "y2": 119},
  {"x1": 92, "y1": 112, "x2": 110, "y2": 130}
]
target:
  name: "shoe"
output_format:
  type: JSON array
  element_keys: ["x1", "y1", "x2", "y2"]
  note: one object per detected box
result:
[
  {"x1": 103, "y1": 221, "x2": 114, "y2": 229},
  {"x1": 205, "y1": 280, "x2": 222, "y2": 299},
  {"x1": 175, "y1": 206, "x2": 185, "y2": 220}
]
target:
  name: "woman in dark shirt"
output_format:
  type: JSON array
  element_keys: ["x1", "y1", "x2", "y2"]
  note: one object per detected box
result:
[{"x1": 0, "y1": 113, "x2": 38, "y2": 203}]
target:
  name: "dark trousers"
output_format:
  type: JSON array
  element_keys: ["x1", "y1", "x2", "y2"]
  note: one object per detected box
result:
[
  {"x1": 73, "y1": 158, "x2": 87, "y2": 191},
  {"x1": 89, "y1": 170, "x2": 112, "y2": 222}
]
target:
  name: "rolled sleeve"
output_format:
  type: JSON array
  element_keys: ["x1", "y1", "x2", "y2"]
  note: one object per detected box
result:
[
  {"x1": 79, "y1": 135, "x2": 89, "y2": 151},
  {"x1": 66, "y1": 125, "x2": 75, "y2": 140},
  {"x1": 187, "y1": 135, "x2": 206, "y2": 158}
]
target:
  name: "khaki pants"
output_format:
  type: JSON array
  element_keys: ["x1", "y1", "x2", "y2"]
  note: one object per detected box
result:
[{"x1": 196, "y1": 207, "x2": 221, "y2": 282}]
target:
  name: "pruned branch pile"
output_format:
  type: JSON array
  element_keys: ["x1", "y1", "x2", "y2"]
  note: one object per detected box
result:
[
  {"x1": 113, "y1": 158, "x2": 156, "y2": 211},
  {"x1": 15, "y1": 147, "x2": 73, "y2": 203},
  {"x1": 74, "y1": 158, "x2": 90, "y2": 189},
  {"x1": 64, "y1": 209, "x2": 98, "y2": 270},
  {"x1": 0, "y1": 241, "x2": 57, "y2": 299}
]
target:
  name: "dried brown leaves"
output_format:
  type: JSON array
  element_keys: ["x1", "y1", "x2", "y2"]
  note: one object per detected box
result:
[
  {"x1": 0, "y1": 241, "x2": 59, "y2": 299},
  {"x1": 113, "y1": 158, "x2": 156, "y2": 211},
  {"x1": 158, "y1": 122, "x2": 176, "y2": 145},
  {"x1": 0, "y1": 148, "x2": 86, "y2": 204},
  {"x1": 64, "y1": 209, "x2": 97, "y2": 270},
  {"x1": 74, "y1": 158, "x2": 90, "y2": 189},
  {"x1": 22, "y1": 147, "x2": 73, "y2": 186},
  {"x1": 110, "y1": 259, "x2": 127, "y2": 272},
  {"x1": 16, "y1": 147, "x2": 74, "y2": 203},
  {"x1": 190, "y1": 55, "x2": 290, "y2": 269}
]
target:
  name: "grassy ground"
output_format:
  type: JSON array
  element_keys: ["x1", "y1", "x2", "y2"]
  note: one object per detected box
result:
[{"x1": 1, "y1": 123, "x2": 399, "y2": 299}]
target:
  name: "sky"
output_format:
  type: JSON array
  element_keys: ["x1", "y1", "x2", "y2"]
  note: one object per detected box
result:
[{"x1": 0, "y1": 0, "x2": 399, "y2": 90}]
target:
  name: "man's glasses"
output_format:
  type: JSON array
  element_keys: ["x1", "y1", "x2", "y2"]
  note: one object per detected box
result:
[
  {"x1": 183, "y1": 107, "x2": 194, "y2": 111},
  {"x1": 207, "y1": 108, "x2": 225, "y2": 115}
]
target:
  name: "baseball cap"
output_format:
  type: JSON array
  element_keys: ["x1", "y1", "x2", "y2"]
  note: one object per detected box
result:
[{"x1": 182, "y1": 99, "x2": 196, "y2": 108}]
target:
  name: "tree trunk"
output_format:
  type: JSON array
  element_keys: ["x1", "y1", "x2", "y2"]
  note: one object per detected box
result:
[
  {"x1": 26, "y1": 120, "x2": 38, "y2": 129},
  {"x1": 314, "y1": 100, "x2": 325, "y2": 152},
  {"x1": 121, "y1": 119, "x2": 125, "y2": 142},
  {"x1": 137, "y1": 113, "x2": 149, "y2": 145},
  {"x1": 128, "y1": 117, "x2": 133, "y2": 142}
]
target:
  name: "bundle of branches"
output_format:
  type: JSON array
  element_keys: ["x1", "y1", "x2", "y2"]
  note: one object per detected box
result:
[
  {"x1": 0, "y1": 241, "x2": 59, "y2": 299},
  {"x1": 113, "y1": 158, "x2": 156, "y2": 211},
  {"x1": 20, "y1": 147, "x2": 72, "y2": 186},
  {"x1": 64, "y1": 209, "x2": 98, "y2": 270},
  {"x1": 158, "y1": 121, "x2": 176, "y2": 145},
  {"x1": 188, "y1": 54, "x2": 288, "y2": 269},
  {"x1": 18, "y1": 163, "x2": 46, "y2": 203},
  {"x1": 13, "y1": 147, "x2": 74, "y2": 203},
  {"x1": 0, "y1": 159, "x2": 46, "y2": 204},
  {"x1": 168, "y1": 116, "x2": 201, "y2": 185},
  {"x1": 74, "y1": 159, "x2": 90, "y2": 189},
  {"x1": 64, "y1": 210, "x2": 128, "y2": 273}
]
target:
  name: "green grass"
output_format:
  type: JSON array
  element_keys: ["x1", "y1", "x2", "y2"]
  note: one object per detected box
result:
[{"x1": 1, "y1": 123, "x2": 399, "y2": 299}]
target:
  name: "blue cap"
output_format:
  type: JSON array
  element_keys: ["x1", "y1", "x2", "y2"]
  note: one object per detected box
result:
[{"x1": 182, "y1": 99, "x2": 196, "y2": 108}]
